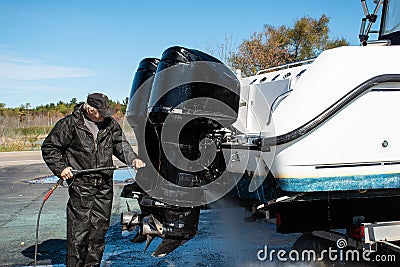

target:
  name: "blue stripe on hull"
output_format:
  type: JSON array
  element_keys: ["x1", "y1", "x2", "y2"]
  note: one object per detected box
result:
[
  {"x1": 228, "y1": 174, "x2": 276, "y2": 203},
  {"x1": 276, "y1": 173, "x2": 400, "y2": 192}
]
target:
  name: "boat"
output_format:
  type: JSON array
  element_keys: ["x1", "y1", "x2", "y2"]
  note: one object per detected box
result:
[
  {"x1": 120, "y1": 0, "x2": 400, "y2": 250},
  {"x1": 223, "y1": 0, "x2": 400, "y2": 196}
]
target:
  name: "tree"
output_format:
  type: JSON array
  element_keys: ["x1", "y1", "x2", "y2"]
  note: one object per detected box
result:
[
  {"x1": 205, "y1": 33, "x2": 238, "y2": 65},
  {"x1": 228, "y1": 14, "x2": 349, "y2": 76},
  {"x1": 0, "y1": 103, "x2": 5, "y2": 116},
  {"x1": 121, "y1": 97, "x2": 129, "y2": 114}
]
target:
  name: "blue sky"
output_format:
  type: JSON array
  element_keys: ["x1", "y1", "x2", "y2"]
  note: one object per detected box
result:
[{"x1": 0, "y1": 0, "x2": 381, "y2": 108}]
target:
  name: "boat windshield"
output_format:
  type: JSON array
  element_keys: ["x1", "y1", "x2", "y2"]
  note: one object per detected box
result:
[{"x1": 381, "y1": 0, "x2": 400, "y2": 36}]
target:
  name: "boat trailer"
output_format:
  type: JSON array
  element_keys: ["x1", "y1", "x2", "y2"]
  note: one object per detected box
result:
[{"x1": 254, "y1": 188, "x2": 400, "y2": 254}]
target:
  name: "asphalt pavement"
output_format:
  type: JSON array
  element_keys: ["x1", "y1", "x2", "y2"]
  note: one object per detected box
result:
[
  {"x1": 0, "y1": 151, "x2": 134, "y2": 266},
  {"x1": 1, "y1": 151, "x2": 397, "y2": 267}
]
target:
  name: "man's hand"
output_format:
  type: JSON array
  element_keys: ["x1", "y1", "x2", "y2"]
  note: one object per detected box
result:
[
  {"x1": 132, "y1": 159, "x2": 146, "y2": 170},
  {"x1": 61, "y1": 167, "x2": 73, "y2": 180}
]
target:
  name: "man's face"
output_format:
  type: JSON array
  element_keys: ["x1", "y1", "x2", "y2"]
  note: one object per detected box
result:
[{"x1": 86, "y1": 106, "x2": 105, "y2": 122}]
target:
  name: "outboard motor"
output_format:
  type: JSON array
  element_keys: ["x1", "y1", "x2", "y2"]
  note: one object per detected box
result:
[
  {"x1": 122, "y1": 57, "x2": 163, "y2": 198},
  {"x1": 121, "y1": 46, "x2": 240, "y2": 257},
  {"x1": 149, "y1": 46, "x2": 239, "y2": 126},
  {"x1": 126, "y1": 57, "x2": 159, "y2": 127},
  {"x1": 125, "y1": 58, "x2": 160, "y2": 176},
  {"x1": 147, "y1": 46, "x2": 240, "y2": 192},
  {"x1": 121, "y1": 57, "x2": 161, "y2": 246}
]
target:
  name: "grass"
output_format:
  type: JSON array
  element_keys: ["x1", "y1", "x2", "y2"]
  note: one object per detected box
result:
[
  {"x1": 0, "y1": 118, "x2": 130, "y2": 152},
  {"x1": 0, "y1": 126, "x2": 53, "y2": 152}
]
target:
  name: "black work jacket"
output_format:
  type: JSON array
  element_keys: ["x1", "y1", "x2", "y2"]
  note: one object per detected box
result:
[{"x1": 41, "y1": 104, "x2": 137, "y2": 179}]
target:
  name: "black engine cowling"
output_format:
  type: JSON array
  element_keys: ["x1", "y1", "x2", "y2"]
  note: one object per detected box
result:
[{"x1": 121, "y1": 47, "x2": 240, "y2": 256}]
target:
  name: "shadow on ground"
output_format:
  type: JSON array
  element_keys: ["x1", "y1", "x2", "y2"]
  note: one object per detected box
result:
[{"x1": 21, "y1": 239, "x2": 66, "y2": 265}]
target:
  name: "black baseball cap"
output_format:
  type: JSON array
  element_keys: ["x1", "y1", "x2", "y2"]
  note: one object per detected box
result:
[{"x1": 87, "y1": 93, "x2": 114, "y2": 117}]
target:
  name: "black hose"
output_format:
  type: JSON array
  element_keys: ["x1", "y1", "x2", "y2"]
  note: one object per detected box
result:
[
  {"x1": 34, "y1": 178, "x2": 63, "y2": 267},
  {"x1": 34, "y1": 199, "x2": 45, "y2": 266}
]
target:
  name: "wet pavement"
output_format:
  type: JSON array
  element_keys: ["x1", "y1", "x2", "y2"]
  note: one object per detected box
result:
[
  {"x1": 0, "y1": 155, "x2": 135, "y2": 267},
  {"x1": 0, "y1": 164, "x2": 56, "y2": 266},
  {"x1": 1, "y1": 152, "x2": 398, "y2": 266}
]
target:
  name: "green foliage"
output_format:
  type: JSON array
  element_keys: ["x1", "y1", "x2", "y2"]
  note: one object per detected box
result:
[
  {"x1": 18, "y1": 126, "x2": 53, "y2": 136},
  {"x1": 2, "y1": 126, "x2": 53, "y2": 139},
  {"x1": 0, "y1": 142, "x2": 28, "y2": 152},
  {"x1": 4, "y1": 97, "x2": 128, "y2": 117},
  {"x1": 0, "y1": 126, "x2": 54, "y2": 152},
  {"x1": 0, "y1": 97, "x2": 128, "y2": 151},
  {"x1": 121, "y1": 97, "x2": 129, "y2": 114},
  {"x1": 229, "y1": 14, "x2": 350, "y2": 76}
]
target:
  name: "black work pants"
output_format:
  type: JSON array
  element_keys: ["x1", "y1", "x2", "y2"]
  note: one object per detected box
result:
[{"x1": 66, "y1": 178, "x2": 113, "y2": 267}]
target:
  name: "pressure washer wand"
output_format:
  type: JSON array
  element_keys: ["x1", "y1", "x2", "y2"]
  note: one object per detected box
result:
[{"x1": 70, "y1": 164, "x2": 132, "y2": 176}]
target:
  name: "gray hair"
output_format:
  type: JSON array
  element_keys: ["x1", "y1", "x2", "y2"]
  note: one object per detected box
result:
[{"x1": 83, "y1": 102, "x2": 94, "y2": 110}]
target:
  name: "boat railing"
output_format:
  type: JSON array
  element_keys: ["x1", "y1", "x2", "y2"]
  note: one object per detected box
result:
[
  {"x1": 366, "y1": 39, "x2": 391, "y2": 46},
  {"x1": 256, "y1": 58, "x2": 315, "y2": 75}
]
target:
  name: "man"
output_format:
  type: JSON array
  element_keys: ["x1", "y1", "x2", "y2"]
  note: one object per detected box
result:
[{"x1": 42, "y1": 93, "x2": 145, "y2": 266}]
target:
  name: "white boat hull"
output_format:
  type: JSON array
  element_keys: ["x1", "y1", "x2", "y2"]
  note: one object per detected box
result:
[{"x1": 224, "y1": 46, "x2": 400, "y2": 193}]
